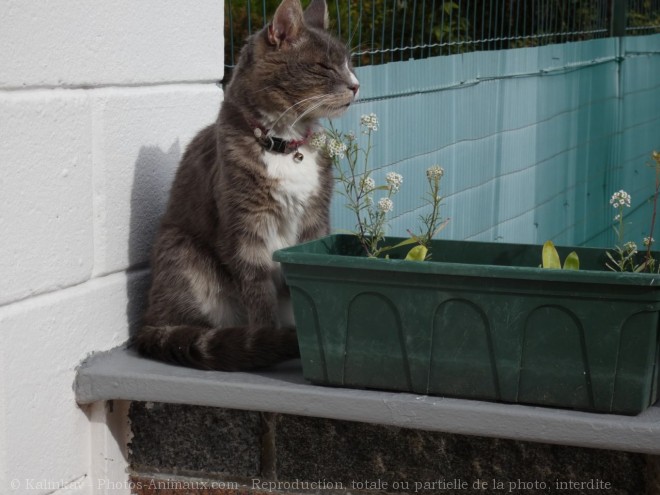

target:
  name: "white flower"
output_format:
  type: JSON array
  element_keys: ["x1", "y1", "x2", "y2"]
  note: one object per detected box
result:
[
  {"x1": 360, "y1": 176, "x2": 376, "y2": 192},
  {"x1": 624, "y1": 241, "x2": 638, "y2": 254},
  {"x1": 610, "y1": 190, "x2": 631, "y2": 208},
  {"x1": 614, "y1": 214, "x2": 621, "y2": 222},
  {"x1": 385, "y1": 172, "x2": 403, "y2": 192},
  {"x1": 644, "y1": 237, "x2": 655, "y2": 248},
  {"x1": 426, "y1": 165, "x2": 445, "y2": 180},
  {"x1": 327, "y1": 138, "x2": 347, "y2": 159},
  {"x1": 377, "y1": 197, "x2": 393, "y2": 213},
  {"x1": 310, "y1": 132, "x2": 327, "y2": 149},
  {"x1": 360, "y1": 113, "x2": 379, "y2": 132}
]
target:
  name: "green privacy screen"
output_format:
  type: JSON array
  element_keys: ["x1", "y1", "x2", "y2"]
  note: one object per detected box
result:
[{"x1": 330, "y1": 34, "x2": 660, "y2": 249}]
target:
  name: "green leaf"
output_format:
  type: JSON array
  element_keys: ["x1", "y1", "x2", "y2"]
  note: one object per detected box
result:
[
  {"x1": 332, "y1": 228, "x2": 356, "y2": 235},
  {"x1": 563, "y1": 251, "x2": 580, "y2": 270},
  {"x1": 431, "y1": 218, "x2": 451, "y2": 238},
  {"x1": 376, "y1": 237, "x2": 421, "y2": 255},
  {"x1": 443, "y1": 2, "x2": 458, "y2": 14},
  {"x1": 405, "y1": 245, "x2": 428, "y2": 261},
  {"x1": 542, "y1": 240, "x2": 561, "y2": 269},
  {"x1": 634, "y1": 263, "x2": 646, "y2": 273},
  {"x1": 393, "y1": 237, "x2": 423, "y2": 248}
]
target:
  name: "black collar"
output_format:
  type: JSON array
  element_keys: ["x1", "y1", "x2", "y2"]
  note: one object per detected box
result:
[{"x1": 252, "y1": 123, "x2": 312, "y2": 155}]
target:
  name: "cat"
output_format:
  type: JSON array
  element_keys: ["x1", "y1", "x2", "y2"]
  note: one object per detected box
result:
[{"x1": 133, "y1": 0, "x2": 359, "y2": 371}]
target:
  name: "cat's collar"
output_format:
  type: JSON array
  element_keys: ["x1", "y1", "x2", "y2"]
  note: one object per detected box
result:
[{"x1": 252, "y1": 123, "x2": 313, "y2": 161}]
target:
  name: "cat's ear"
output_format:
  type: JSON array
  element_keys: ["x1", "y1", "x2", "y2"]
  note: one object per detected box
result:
[
  {"x1": 304, "y1": 0, "x2": 329, "y2": 30},
  {"x1": 268, "y1": 0, "x2": 305, "y2": 47}
]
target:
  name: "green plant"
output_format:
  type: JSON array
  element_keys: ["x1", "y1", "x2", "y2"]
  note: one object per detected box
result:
[
  {"x1": 606, "y1": 151, "x2": 660, "y2": 273},
  {"x1": 605, "y1": 189, "x2": 638, "y2": 272},
  {"x1": 317, "y1": 113, "x2": 447, "y2": 259},
  {"x1": 642, "y1": 151, "x2": 660, "y2": 269},
  {"x1": 541, "y1": 240, "x2": 579, "y2": 270}
]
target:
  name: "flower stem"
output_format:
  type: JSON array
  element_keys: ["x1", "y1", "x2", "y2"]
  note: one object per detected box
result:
[
  {"x1": 425, "y1": 177, "x2": 440, "y2": 245},
  {"x1": 645, "y1": 156, "x2": 660, "y2": 266}
]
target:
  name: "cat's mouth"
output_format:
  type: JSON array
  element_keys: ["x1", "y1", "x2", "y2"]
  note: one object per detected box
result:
[
  {"x1": 300, "y1": 92, "x2": 355, "y2": 119},
  {"x1": 325, "y1": 104, "x2": 352, "y2": 117},
  {"x1": 325, "y1": 96, "x2": 356, "y2": 115}
]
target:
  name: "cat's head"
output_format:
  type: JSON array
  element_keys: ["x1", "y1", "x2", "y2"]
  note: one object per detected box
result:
[{"x1": 229, "y1": 0, "x2": 359, "y2": 134}]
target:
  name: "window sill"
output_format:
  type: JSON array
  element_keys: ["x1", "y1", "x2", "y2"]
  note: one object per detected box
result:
[{"x1": 75, "y1": 346, "x2": 660, "y2": 455}]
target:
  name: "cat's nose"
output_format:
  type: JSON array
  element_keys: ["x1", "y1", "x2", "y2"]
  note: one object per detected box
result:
[{"x1": 349, "y1": 82, "x2": 360, "y2": 98}]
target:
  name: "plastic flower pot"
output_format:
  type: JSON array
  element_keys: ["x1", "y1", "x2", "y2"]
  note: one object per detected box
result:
[{"x1": 273, "y1": 234, "x2": 660, "y2": 415}]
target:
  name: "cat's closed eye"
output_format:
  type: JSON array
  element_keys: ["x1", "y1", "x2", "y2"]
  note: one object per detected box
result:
[{"x1": 314, "y1": 62, "x2": 338, "y2": 74}]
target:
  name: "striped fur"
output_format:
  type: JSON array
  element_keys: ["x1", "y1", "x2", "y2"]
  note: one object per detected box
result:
[{"x1": 133, "y1": 0, "x2": 358, "y2": 371}]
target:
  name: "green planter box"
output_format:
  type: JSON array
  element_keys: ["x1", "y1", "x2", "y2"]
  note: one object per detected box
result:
[{"x1": 273, "y1": 234, "x2": 660, "y2": 415}]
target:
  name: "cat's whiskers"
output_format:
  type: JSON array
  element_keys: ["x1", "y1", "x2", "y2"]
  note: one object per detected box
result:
[
  {"x1": 266, "y1": 94, "x2": 325, "y2": 129},
  {"x1": 268, "y1": 94, "x2": 331, "y2": 136},
  {"x1": 346, "y1": 17, "x2": 363, "y2": 54},
  {"x1": 347, "y1": 37, "x2": 376, "y2": 62},
  {"x1": 288, "y1": 97, "x2": 332, "y2": 132}
]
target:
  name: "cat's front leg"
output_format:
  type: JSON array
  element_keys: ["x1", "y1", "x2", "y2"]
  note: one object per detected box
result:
[
  {"x1": 244, "y1": 275, "x2": 280, "y2": 328},
  {"x1": 230, "y1": 251, "x2": 281, "y2": 329},
  {"x1": 297, "y1": 197, "x2": 331, "y2": 243},
  {"x1": 297, "y1": 161, "x2": 333, "y2": 243}
]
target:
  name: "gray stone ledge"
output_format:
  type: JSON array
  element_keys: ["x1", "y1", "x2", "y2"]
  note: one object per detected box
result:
[{"x1": 74, "y1": 346, "x2": 660, "y2": 455}]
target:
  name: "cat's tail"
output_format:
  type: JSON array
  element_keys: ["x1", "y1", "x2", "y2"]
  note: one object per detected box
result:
[{"x1": 132, "y1": 325, "x2": 300, "y2": 371}]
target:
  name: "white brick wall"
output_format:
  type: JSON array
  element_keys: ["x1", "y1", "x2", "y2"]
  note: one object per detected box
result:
[
  {"x1": 0, "y1": 0, "x2": 223, "y2": 88},
  {"x1": 1, "y1": 91, "x2": 94, "y2": 305},
  {"x1": 91, "y1": 85, "x2": 221, "y2": 276},
  {"x1": 0, "y1": 1, "x2": 223, "y2": 493}
]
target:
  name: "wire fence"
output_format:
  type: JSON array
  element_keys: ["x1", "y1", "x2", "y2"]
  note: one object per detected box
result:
[
  {"x1": 627, "y1": 0, "x2": 660, "y2": 34},
  {"x1": 225, "y1": 0, "x2": 660, "y2": 71}
]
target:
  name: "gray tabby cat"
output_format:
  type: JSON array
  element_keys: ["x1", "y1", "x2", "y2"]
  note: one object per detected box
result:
[{"x1": 134, "y1": 0, "x2": 359, "y2": 370}]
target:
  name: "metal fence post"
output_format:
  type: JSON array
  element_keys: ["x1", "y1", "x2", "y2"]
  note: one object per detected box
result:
[{"x1": 610, "y1": 0, "x2": 627, "y2": 37}]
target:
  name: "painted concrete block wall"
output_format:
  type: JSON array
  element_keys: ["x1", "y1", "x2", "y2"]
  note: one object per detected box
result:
[{"x1": 0, "y1": 1, "x2": 223, "y2": 494}]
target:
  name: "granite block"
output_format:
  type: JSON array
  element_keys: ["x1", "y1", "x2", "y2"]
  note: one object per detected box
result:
[
  {"x1": 273, "y1": 414, "x2": 646, "y2": 494},
  {"x1": 648, "y1": 455, "x2": 660, "y2": 494},
  {"x1": 127, "y1": 404, "x2": 651, "y2": 494},
  {"x1": 129, "y1": 402, "x2": 261, "y2": 477}
]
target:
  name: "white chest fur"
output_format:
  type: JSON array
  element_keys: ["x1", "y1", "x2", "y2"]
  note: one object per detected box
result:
[
  {"x1": 264, "y1": 145, "x2": 320, "y2": 201},
  {"x1": 262, "y1": 145, "x2": 320, "y2": 254}
]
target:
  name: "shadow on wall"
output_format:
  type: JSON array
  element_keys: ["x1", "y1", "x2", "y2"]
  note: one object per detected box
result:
[{"x1": 126, "y1": 143, "x2": 182, "y2": 339}]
